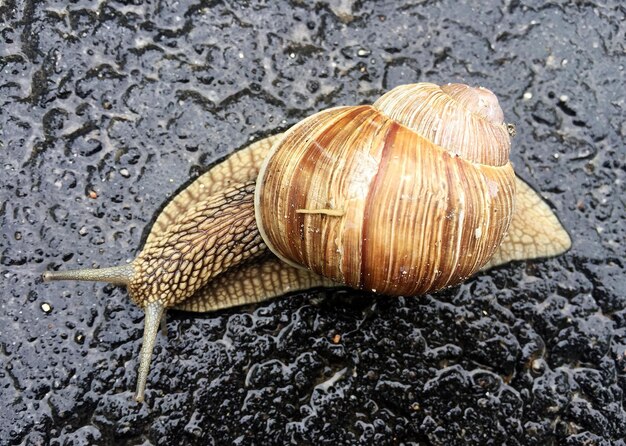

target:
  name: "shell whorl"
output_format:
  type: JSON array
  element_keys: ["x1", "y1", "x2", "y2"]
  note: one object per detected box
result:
[
  {"x1": 372, "y1": 83, "x2": 510, "y2": 165},
  {"x1": 255, "y1": 82, "x2": 516, "y2": 296}
]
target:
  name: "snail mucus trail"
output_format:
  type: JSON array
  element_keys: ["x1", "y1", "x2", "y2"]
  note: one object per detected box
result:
[{"x1": 43, "y1": 83, "x2": 572, "y2": 402}]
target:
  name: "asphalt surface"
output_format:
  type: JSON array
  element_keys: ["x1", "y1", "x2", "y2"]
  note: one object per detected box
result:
[{"x1": 1, "y1": 0, "x2": 625, "y2": 445}]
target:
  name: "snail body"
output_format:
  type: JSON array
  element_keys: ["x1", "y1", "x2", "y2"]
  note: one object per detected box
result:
[{"x1": 43, "y1": 82, "x2": 571, "y2": 401}]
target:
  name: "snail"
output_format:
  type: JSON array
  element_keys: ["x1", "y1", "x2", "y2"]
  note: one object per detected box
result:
[{"x1": 43, "y1": 82, "x2": 571, "y2": 402}]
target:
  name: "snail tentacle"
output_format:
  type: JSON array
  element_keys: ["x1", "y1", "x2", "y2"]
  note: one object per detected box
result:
[
  {"x1": 135, "y1": 301, "x2": 165, "y2": 402},
  {"x1": 42, "y1": 264, "x2": 135, "y2": 286}
]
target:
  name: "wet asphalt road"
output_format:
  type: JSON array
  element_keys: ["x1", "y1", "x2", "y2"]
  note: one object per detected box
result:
[{"x1": 1, "y1": 1, "x2": 625, "y2": 445}]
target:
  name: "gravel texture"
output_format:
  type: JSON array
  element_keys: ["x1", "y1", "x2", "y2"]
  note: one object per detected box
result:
[{"x1": 1, "y1": 0, "x2": 625, "y2": 445}]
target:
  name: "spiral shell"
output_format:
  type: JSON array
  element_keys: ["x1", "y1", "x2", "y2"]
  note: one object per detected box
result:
[{"x1": 255, "y1": 83, "x2": 516, "y2": 296}]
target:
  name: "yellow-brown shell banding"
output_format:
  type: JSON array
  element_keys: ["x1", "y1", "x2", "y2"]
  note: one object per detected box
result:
[{"x1": 255, "y1": 83, "x2": 516, "y2": 296}]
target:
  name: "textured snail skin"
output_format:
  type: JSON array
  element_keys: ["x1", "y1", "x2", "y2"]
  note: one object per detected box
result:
[
  {"x1": 43, "y1": 83, "x2": 571, "y2": 402},
  {"x1": 129, "y1": 181, "x2": 264, "y2": 308},
  {"x1": 142, "y1": 135, "x2": 336, "y2": 312}
]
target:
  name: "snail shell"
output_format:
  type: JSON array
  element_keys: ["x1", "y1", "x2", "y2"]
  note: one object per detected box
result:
[
  {"x1": 43, "y1": 82, "x2": 571, "y2": 401},
  {"x1": 256, "y1": 83, "x2": 515, "y2": 295}
]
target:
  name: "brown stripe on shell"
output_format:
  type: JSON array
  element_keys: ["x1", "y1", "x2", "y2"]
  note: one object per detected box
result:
[
  {"x1": 359, "y1": 121, "x2": 398, "y2": 292},
  {"x1": 358, "y1": 124, "x2": 447, "y2": 294},
  {"x1": 263, "y1": 107, "x2": 359, "y2": 270},
  {"x1": 257, "y1": 105, "x2": 385, "y2": 283},
  {"x1": 359, "y1": 124, "x2": 515, "y2": 295},
  {"x1": 325, "y1": 109, "x2": 392, "y2": 286},
  {"x1": 288, "y1": 106, "x2": 375, "y2": 279}
]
